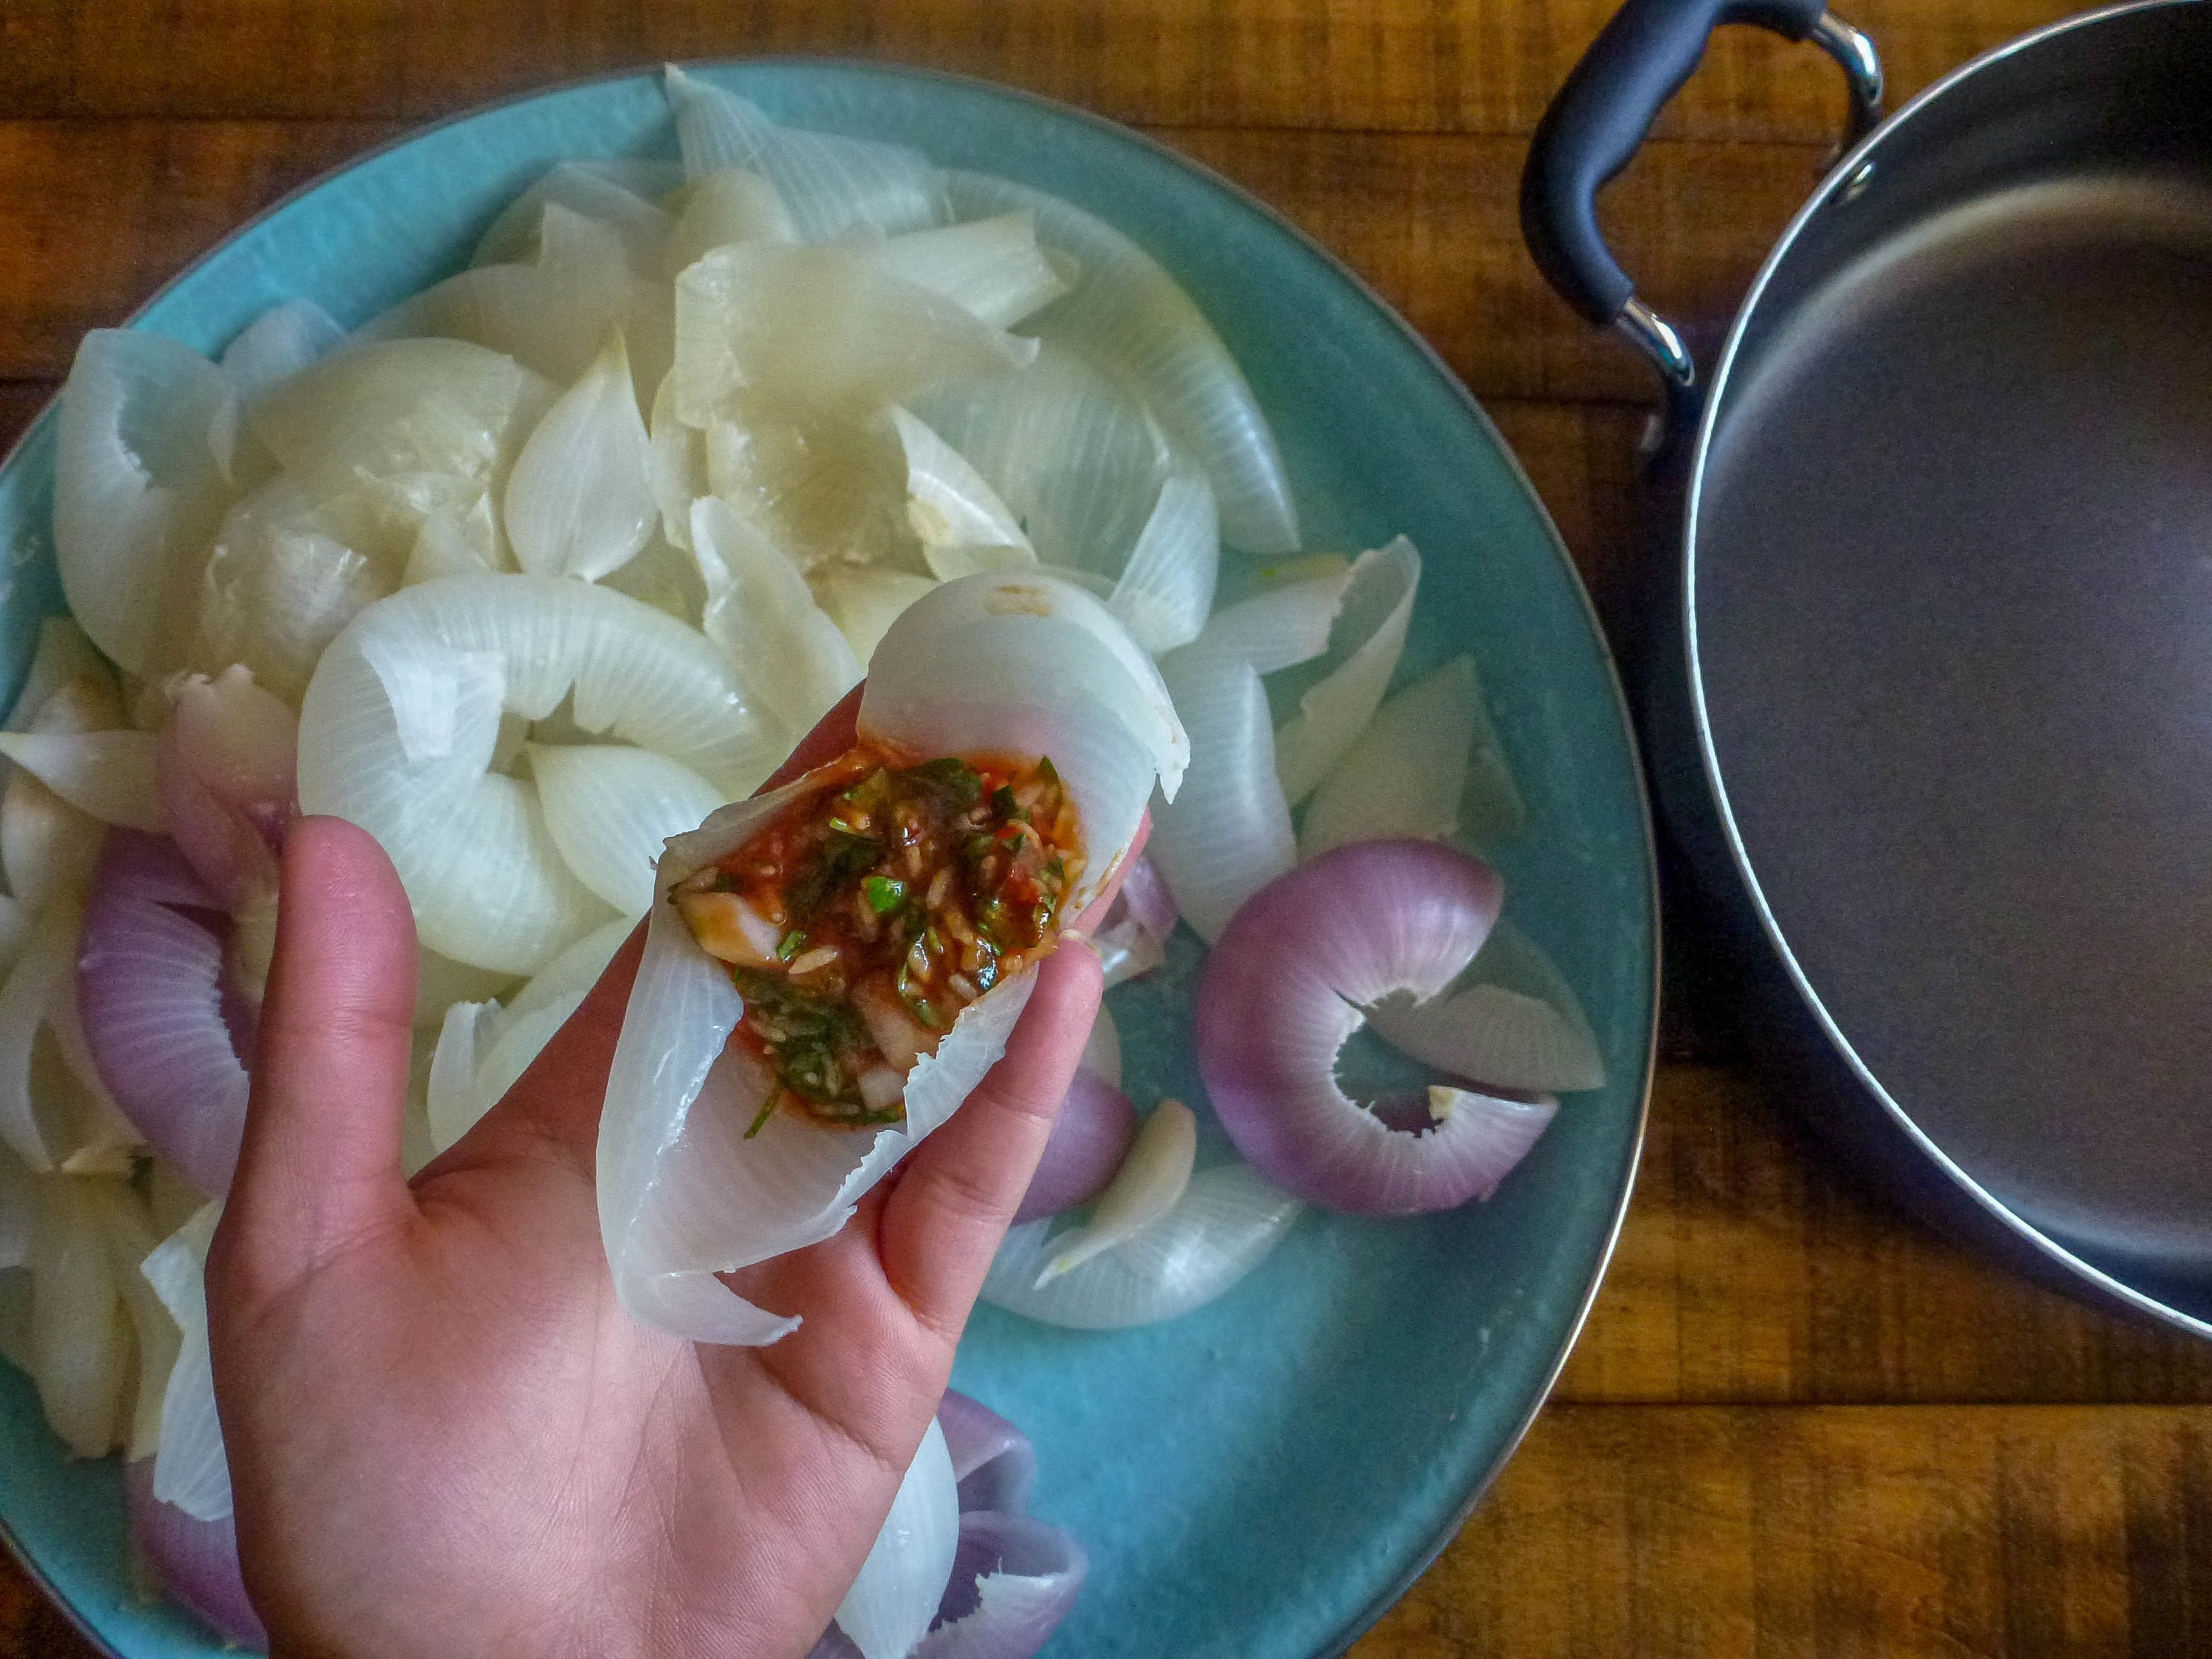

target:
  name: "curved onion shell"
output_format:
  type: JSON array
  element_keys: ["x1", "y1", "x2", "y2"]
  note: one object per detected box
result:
[
  {"x1": 297, "y1": 574, "x2": 779, "y2": 973},
  {"x1": 596, "y1": 572, "x2": 1183, "y2": 1344}
]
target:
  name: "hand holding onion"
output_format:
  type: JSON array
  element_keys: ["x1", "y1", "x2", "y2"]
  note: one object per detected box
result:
[{"x1": 203, "y1": 687, "x2": 1123, "y2": 1658}]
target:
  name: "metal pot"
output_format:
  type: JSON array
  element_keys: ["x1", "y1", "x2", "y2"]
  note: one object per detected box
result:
[{"x1": 1521, "y1": 0, "x2": 2212, "y2": 1334}]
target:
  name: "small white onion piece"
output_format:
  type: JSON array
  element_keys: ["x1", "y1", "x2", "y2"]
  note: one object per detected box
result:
[
  {"x1": 665, "y1": 167, "x2": 796, "y2": 273},
  {"x1": 298, "y1": 574, "x2": 777, "y2": 972},
  {"x1": 598, "y1": 573, "x2": 1181, "y2": 1343},
  {"x1": 893, "y1": 407, "x2": 1031, "y2": 562},
  {"x1": 462, "y1": 916, "x2": 635, "y2": 1142},
  {"x1": 664, "y1": 67, "x2": 945, "y2": 239},
  {"x1": 835, "y1": 1416, "x2": 959, "y2": 1659},
  {"x1": 28, "y1": 1172, "x2": 134, "y2": 1458},
  {"x1": 1366, "y1": 922, "x2": 1607, "y2": 1094},
  {"x1": 359, "y1": 205, "x2": 671, "y2": 398},
  {"x1": 816, "y1": 565, "x2": 938, "y2": 666},
  {"x1": 427, "y1": 998, "x2": 499, "y2": 1153},
  {"x1": 249, "y1": 337, "x2": 557, "y2": 503},
  {"x1": 691, "y1": 497, "x2": 863, "y2": 741},
  {"x1": 1147, "y1": 568, "x2": 1354, "y2": 939},
  {"x1": 155, "y1": 665, "x2": 295, "y2": 914},
  {"x1": 1033, "y1": 1097, "x2": 1195, "y2": 1282},
  {"x1": 219, "y1": 299, "x2": 344, "y2": 403},
  {"x1": 415, "y1": 948, "x2": 515, "y2": 1028},
  {"x1": 1272, "y1": 537, "x2": 1420, "y2": 804},
  {"x1": 144, "y1": 1200, "x2": 232, "y2": 1521},
  {"x1": 1107, "y1": 465, "x2": 1217, "y2": 655},
  {"x1": 474, "y1": 159, "x2": 680, "y2": 273},
  {"x1": 864, "y1": 213, "x2": 1071, "y2": 330},
  {"x1": 0, "y1": 731, "x2": 165, "y2": 832},
  {"x1": 647, "y1": 369, "x2": 707, "y2": 550},
  {"x1": 672, "y1": 239, "x2": 1035, "y2": 427},
  {"x1": 193, "y1": 476, "x2": 397, "y2": 703},
  {"x1": 943, "y1": 169, "x2": 1299, "y2": 555},
  {"x1": 981, "y1": 1162, "x2": 1302, "y2": 1329},
  {"x1": 5, "y1": 619, "x2": 109, "y2": 733},
  {"x1": 56, "y1": 330, "x2": 237, "y2": 676},
  {"x1": 90, "y1": 1182, "x2": 173, "y2": 1462},
  {"x1": 1299, "y1": 654, "x2": 1478, "y2": 859},
  {"x1": 909, "y1": 345, "x2": 1166, "y2": 583},
  {"x1": 1012, "y1": 1067, "x2": 1137, "y2": 1225},
  {"x1": 531, "y1": 743, "x2": 724, "y2": 916},
  {"x1": 504, "y1": 329, "x2": 657, "y2": 581},
  {"x1": 1196, "y1": 840, "x2": 1561, "y2": 1214},
  {"x1": 0, "y1": 901, "x2": 87, "y2": 1171}
]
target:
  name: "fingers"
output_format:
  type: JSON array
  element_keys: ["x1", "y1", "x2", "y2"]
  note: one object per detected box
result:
[
  {"x1": 226, "y1": 817, "x2": 419, "y2": 1274},
  {"x1": 875, "y1": 938, "x2": 1103, "y2": 1338}
]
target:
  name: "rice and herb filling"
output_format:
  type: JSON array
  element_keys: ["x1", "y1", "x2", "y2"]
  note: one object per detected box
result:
[{"x1": 674, "y1": 746, "x2": 1083, "y2": 1131}]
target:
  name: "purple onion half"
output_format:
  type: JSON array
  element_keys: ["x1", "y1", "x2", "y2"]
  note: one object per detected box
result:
[
  {"x1": 1195, "y1": 839, "x2": 1553, "y2": 1215},
  {"x1": 77, "y1": 830, "x2": 253, "y2": 1195},
  {"x1": 126, "y1": 1459, "x2": 267, "y2": 1650}
]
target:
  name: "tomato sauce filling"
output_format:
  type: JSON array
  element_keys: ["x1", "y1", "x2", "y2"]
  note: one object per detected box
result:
[{"x1": 674, "y1": 743, "x2": 1083, "y2": 1132}]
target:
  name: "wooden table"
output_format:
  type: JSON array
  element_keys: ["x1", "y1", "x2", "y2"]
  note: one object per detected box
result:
[{"x1": 6, "y1": 1, "x2": 2211, "y2": 1653}]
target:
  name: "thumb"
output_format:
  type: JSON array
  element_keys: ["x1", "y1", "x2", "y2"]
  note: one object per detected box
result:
[{"x1": 225, "y1": 816, "x2": 419, "y2": 1278}]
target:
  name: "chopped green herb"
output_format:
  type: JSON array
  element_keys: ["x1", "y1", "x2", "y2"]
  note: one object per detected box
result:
[
  {"x1": 863, "y1": 875, "x2": 907, "y2": 914},
  {"x1": 744, "y1": 1094, "x2": 777, "y2": 1139},
  {"x1": 776, "y1": 930, "x2": 806, "y2": 962},
  {"x1": 1037, "y1": 756, "x2": 1059, "y2": 784},
  {"x1": 905, "y1": 756, "x2": 983, "y2": 808},
  {"x1": 991, "y1": 784, "x2": 1021, "y2": 819},
  {"x1": 787, "y1": 827, "x2": 881, "y2": 918}
]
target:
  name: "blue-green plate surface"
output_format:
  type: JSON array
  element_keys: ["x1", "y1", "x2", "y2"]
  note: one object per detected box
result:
[{"x1": 0, "y1": 62, "x2": 1656, "y2": 1659}]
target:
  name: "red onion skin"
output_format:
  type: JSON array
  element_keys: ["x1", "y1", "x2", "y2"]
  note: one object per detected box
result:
[
  {"x1": 1012, "y1": 1069, "x2": 1137, "y2": 1224},
  {"x1": 938, "y1": 1389, "x2": 1036, "y2": 1518},
  {"x1": 77, "y1": 830, "x2": 252, "y2": 1195},
  {"x1": 1197, "y1": 840, "x2": 1519, "y2": 1215},
  {"x1": 126, "y1": 1459, "x2": 268, "y2": 1650},
  {"x1": 1113, "y1": 854, "x2": 1177, "y2": 940}
]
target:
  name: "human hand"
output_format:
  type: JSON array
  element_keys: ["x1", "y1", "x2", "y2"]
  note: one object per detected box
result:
[{"x1": 205, "y1": 689, "x2": 1120, "y2": 1658}]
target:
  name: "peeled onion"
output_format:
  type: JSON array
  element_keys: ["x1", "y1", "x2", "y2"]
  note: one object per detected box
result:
[{"x1": 1195, "y1": 840, "x2": 1560, "y2": 1214}]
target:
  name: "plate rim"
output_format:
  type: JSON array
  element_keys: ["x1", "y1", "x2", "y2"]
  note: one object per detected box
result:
[{"x1": 0, "y1": 54, "x2": 1662, "y2": 1659}]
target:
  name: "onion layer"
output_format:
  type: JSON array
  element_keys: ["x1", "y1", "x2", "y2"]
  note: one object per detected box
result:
[
  {"x1": 126, "y1": 1459, "x2": 266, "y2": 1650},
  {"x1": 1012, "y1": 1068, "x2": 1136, "y2": 1225},
  {"x1": 77, "y1": 832, "x2": 251, "y2": 1195},
  {"x1": 1195, "y1": 840, "x2": 1557, "y2": 1215}
]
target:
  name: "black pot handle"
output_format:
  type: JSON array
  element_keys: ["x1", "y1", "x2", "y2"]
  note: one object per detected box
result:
[{"x1": 1520, "y1": 0, "x2": 1883, "y2": 405}]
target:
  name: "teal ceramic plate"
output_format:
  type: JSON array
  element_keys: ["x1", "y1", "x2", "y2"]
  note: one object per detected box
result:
[{"x1": 0, "y1": 62, "x2": 1656, "y2": 1659}]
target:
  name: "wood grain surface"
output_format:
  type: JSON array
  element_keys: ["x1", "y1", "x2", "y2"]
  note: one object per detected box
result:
[{"x1": 6, "y1": 1, "x2": 2209, "y2": 1655}]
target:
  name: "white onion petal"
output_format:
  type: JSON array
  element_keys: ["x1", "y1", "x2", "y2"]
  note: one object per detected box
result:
[
  {"x1": 1273, "y1": 537, "x2": 1420, "y2": 804},
  {"x1": 504, "y1": 330, "x2": 657, "y2": 581},
  {"x1": 664, "y1": 68, "x2": 945, "y2": 240},
  {"x1": 220, "y1": 299, "x2": 345, "y2": 403},
  {"x1": 475, "y1": 159, "x2": 681, "y2": 272},
  {"x1": 144, "y1": 1201, "x2": 231, "y2": 1521},
  {"x1": 1366, "y1": 921, "x2": 1607, "y2": 1094},
  {"x1": 981, "y1": 1162, "x2": 1302, "y2": 1329},
  {"x1": 816, "y1": 565, "x2": 937, "y2": 667},
  {"x1": 0, "y1": 731, "x2": 166, "y2": 832},
  {"x1": 943, "y1": 170, "x2": 1298, "y2": 554},
  {"x1": 1299, "y1": 654, "x2": 1479, "y2": 859},
  {"x1": 28, "y1": 1172, "x2": 134, "y2": 1458},
  {"x1": 1107, "y1": 465, "x2": 1217, "y2": 655},
  {"x1": 691, "y1": 497, "x2": 863, "y2": 741},
  {"x1": 531, "y1": 743, "x2": 725, "y2": 916},
  {"x1": 835, "y1": 1416, "x2": 959, "y2": 1659},
  {"x1": 299, "y1": 575, "x2": 778, "y2": 972},
  {"x1": 1034, "y1": 1097, "x2": 1195, "y2": 1282},
  {"x1": 56, "y1": 330, "x2": 237, "y2": 676},
  {"x1": 865, "y1": 213, "x2": 1070, "y2": 331}
]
